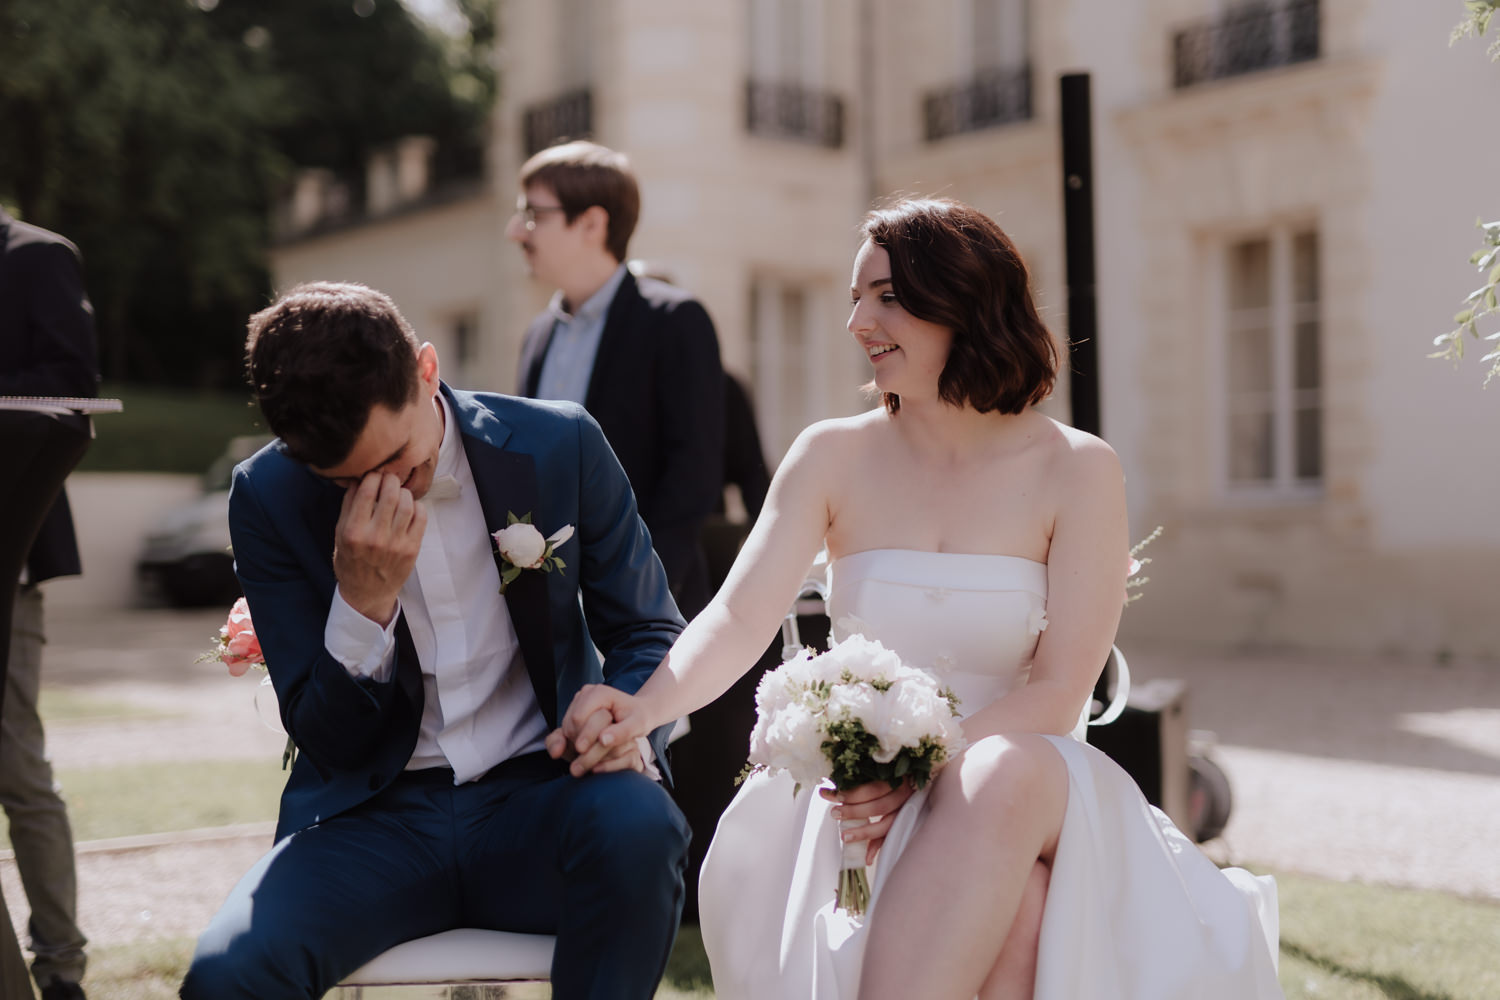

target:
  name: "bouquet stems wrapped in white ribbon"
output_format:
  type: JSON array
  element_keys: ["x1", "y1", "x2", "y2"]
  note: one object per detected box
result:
[{"x1": 745, "y1": 633, "x2": 965, "y2": 915}]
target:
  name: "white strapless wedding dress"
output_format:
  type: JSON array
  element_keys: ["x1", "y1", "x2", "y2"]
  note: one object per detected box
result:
[{"x1": 698, "y1": 549, "x2": 1283, "y2": 999}]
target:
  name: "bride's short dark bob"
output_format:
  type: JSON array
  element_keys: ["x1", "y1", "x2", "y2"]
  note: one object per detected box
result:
[{"x1": 861, "y1": 198, "x2": 1058, "y2": 414}]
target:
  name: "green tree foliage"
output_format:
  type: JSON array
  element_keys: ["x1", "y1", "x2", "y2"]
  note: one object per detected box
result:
[
  {"x1": 0, "y1": 0, "x2": 492, "y2": 388},
  {"x1": 204, "y1": 0, "x2": 493, "y2": 184},
  {"x1": 1431, "y1": 1, "x2": 1500, "y2": 384}
]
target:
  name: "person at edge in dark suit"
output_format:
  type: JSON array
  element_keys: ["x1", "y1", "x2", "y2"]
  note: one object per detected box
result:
[
  {"x1": 508, "y1": 141, "x2": 726, "y2": 621},
  {"x1": 0, "y1": 204, "x2": 99, "y2": 1000},
  {"x1": 179, "y1": 282, "x2": 690, "y2": 1000},
  {"x1": 667, "y1": 366, "x2": 779, "y2": 921}
]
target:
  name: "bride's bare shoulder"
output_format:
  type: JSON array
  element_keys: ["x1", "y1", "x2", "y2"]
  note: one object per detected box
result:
[
  {"x1": 1035, "y1": 414, "x2": 1122, "y2": 485},
  {"x1": 787, "y1": 408, "x2": 888, "y2": 460}
]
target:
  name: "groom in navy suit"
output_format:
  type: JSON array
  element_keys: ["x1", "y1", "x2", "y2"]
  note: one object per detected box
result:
[{"x1": 180, "y1": 282, "x2": 690, "y2": 1000}]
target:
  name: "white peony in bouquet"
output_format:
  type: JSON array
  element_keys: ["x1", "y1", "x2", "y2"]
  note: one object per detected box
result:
[{"x1": 745, "y1": 632, "x2": 965, "y2": 915}]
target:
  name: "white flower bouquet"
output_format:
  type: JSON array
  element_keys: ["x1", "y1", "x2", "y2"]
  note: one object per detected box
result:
[{"x1": 745, "y1": 633, "x2": 965, "y2": 915}]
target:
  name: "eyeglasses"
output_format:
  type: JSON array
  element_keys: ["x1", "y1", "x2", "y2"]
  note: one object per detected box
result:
[{"x1": 516, "y1": 201, "x2": 567, "y2": 231}]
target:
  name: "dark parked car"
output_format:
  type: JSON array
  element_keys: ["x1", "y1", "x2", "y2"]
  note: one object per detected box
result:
[{"x1": 137, "y1": 435, "x2": 270, "y2": 607}]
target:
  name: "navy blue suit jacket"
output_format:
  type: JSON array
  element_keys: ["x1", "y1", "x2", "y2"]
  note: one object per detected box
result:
[{"x1": 228, "y1": 386, "x2": 685, "y2": 841}]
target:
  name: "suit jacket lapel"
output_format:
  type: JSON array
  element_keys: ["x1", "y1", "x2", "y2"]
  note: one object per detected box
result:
[
  {"x1": 521, "y1": 314, "x2": 555, "y2": 398},
  {"x1": 449, "y1": 389, "x2": 559, "y2": 729},
  {"x1": 583, "y1": 270, "x2": 639, "y2": 411}
]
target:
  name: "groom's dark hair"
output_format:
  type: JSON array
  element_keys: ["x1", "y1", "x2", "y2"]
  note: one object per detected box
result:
[
  {"x1": 245, "y1": 281, "x2": 423, "y2": 469},
  {"x1": 861, "y1": 198, "x2": 1058, "y2": 415}
]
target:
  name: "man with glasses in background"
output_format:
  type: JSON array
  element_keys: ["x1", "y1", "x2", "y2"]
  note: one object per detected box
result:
[{"x1": 506, "y1": 141, "x2": 725, "y2": 622}]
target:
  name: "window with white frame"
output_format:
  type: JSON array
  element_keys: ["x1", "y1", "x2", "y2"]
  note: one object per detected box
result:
[
  {"x1": 745, "y1": 0, "x2": 843, "y2": 146},
  {"x1": 926, "y1": 0, "x2": 1031, "y2": 140},
  {"x1": 444, "y1": 309, "x2": 481, "y2": 387},
  {"x1": 1224, "y1": 228, "x2": 1321, "y2": 491},
  {"x1": 750, "y1": 278, "x2": 815, "y2": 459},
  {"x1": 961, "y1": 0, "x2": 1028, "y2": 77},
  {"x1": 748, "y1": 0, "x2": 824, "y2": 87},
  {"x1": 556, "y1": 0, "x2": 594, "y2": 91}
]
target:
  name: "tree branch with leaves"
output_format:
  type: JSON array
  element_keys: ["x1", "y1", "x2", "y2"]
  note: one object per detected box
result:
[{"x1": 1431, "y1": 1, "x2": 1500, "y2": 384}]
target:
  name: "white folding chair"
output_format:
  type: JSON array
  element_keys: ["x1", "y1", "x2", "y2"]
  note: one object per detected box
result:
[{"x1": 331, "y1": 928, "x2": 555, "y2": 997}]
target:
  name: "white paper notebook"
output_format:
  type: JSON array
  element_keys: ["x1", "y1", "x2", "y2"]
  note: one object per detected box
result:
[{"x1": 0, "y1": 396, "x2": 124, "y2": 416}]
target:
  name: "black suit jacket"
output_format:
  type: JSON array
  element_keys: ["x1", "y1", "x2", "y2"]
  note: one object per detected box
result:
[
  {"x1": 518, "y1": 270, "x2": 725, "y2": 616},
  {"x1": 0, "y1": 208, "x2": 100, "y2": 583}
]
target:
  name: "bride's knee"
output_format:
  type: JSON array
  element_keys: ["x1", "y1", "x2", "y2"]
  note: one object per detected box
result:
[{"x1": 936, "y1": 735, "x2": 1066, "y2": 822}]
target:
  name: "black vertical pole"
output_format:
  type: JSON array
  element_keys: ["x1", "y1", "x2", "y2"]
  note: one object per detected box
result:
[{"x1": 1060, "y1": 73, "x2": 1100, "y2": 438}]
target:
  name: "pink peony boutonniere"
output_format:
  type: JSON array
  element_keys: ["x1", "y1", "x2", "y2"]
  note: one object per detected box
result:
[{"x1": 491, "y1": 511, "x2": 573, "y2": 593}]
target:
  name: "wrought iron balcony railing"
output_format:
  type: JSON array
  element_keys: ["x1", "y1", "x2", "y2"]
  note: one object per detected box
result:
[
  {"x1": 923, "y1": 65, "x2": 1033, "y2": 142},
  {"x1": 744, "y1": 79, "x2": 846, "y2": 148},
  {"x1": 1173, "y1": 0, "x2": 1320, "y2": 89},
  {"x1": 523, "y1": 89, "x2": 593, "y2": 156}
]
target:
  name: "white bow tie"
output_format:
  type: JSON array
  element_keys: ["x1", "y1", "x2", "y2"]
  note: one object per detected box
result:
[{"x1": 425, "y1": 475, "x2": 462, "y2": 501}]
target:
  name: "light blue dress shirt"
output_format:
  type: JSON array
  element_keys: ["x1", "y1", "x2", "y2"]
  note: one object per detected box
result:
[{"x1": 535, "y1": 263, "x2": 629, "y2": 405}]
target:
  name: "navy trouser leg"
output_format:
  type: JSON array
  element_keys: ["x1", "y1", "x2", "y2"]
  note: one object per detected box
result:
[
  {"x1": 180, "y1": 777, "x2": 461, "y2": 1000},
  {"x1": 457, "y1": 767, "x2": 691, "y2": 1000},
  {"x1": 181, "y1": 752, "x2": 689, "y2": 1000}
]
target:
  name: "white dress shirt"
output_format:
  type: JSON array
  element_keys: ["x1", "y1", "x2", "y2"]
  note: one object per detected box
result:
[
  {"x1": 323, "y1": 392, "x2": 548, "y2": 783},
  {"x1": 535, "y1": 263, "x2": 627, "y2": 404}
]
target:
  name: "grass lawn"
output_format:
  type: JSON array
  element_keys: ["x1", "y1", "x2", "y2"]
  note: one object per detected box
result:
[
  {"x1": 2, "y1": 760, "x2": 285, "y2": 845},
  {"x1": 1276, "y1": 868, "x2": 1500, "y2": 999},
  {"x1": 77, "y1": 381, "x2": 265, "y2": 474},
  {"x1": 38, "y1": 687, "x2": 173, "y2": 723}
]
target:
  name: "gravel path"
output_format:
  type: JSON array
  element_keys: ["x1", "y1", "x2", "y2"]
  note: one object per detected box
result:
[{"x1": 4, "y1": 607, "x2": 1499, "y2": 955}]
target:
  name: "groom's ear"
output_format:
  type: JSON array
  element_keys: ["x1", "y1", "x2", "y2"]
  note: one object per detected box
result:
[{"x1": 416, "y1": 342, "x2": 440, "y2": 392}]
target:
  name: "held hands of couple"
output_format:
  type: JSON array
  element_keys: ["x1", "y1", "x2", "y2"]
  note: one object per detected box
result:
[
  {"x1": 548, "y1": 684, "x2": 652, "y2": 777},
  {"x1": 821, "y1": 779, "x2": 919, "y2": 864},
  {"x1": 333, "y1": 472, "x2": 427, "y2": 625}
]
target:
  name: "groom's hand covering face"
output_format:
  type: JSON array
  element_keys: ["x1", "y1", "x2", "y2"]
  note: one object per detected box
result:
[{"x1": 332, "y1": 471, "x2": 427, "y2": 626}]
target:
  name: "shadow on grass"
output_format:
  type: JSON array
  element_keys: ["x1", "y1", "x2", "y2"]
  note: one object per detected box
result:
[
  {"x1": 87, "y1": 937, "x2": 193, "y2": 1000},
  {"x1": 664, "y1": 923, "x2": 713, "y2": 993},
  {"x1": 1281, "y1": 939, "x2": 1456, "y2": 1000}
]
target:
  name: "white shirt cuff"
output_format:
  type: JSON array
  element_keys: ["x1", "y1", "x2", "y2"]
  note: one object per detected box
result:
[
  {"x1": 636, "y1": 736, "x2": 662, "y2": 782},
  {"x1": 325, "y1": 586, "x2": 398, "y2": 682}
]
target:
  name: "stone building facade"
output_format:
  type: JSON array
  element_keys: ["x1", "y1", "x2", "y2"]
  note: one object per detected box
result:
[{"x1": 270, "y1": 0, "x2": 1500, "y2": 658}]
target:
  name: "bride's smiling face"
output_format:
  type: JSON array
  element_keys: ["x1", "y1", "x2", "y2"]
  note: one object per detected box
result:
[{"x1": 848, "y1": 241, "x2": 953, "y2": 400}]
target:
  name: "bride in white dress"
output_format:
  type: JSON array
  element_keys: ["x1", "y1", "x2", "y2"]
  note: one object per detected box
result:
[{"x1": 551, "y1": 197, "x2": 1283, "y2": 999}]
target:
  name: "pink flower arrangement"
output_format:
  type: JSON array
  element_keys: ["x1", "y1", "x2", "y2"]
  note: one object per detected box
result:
[
  {"x1": 197, "y1": 597, "x2": 298, "y2": 768},
  {"x1": 199, "y1": 597, "x2": 265, "y2": 676}
]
